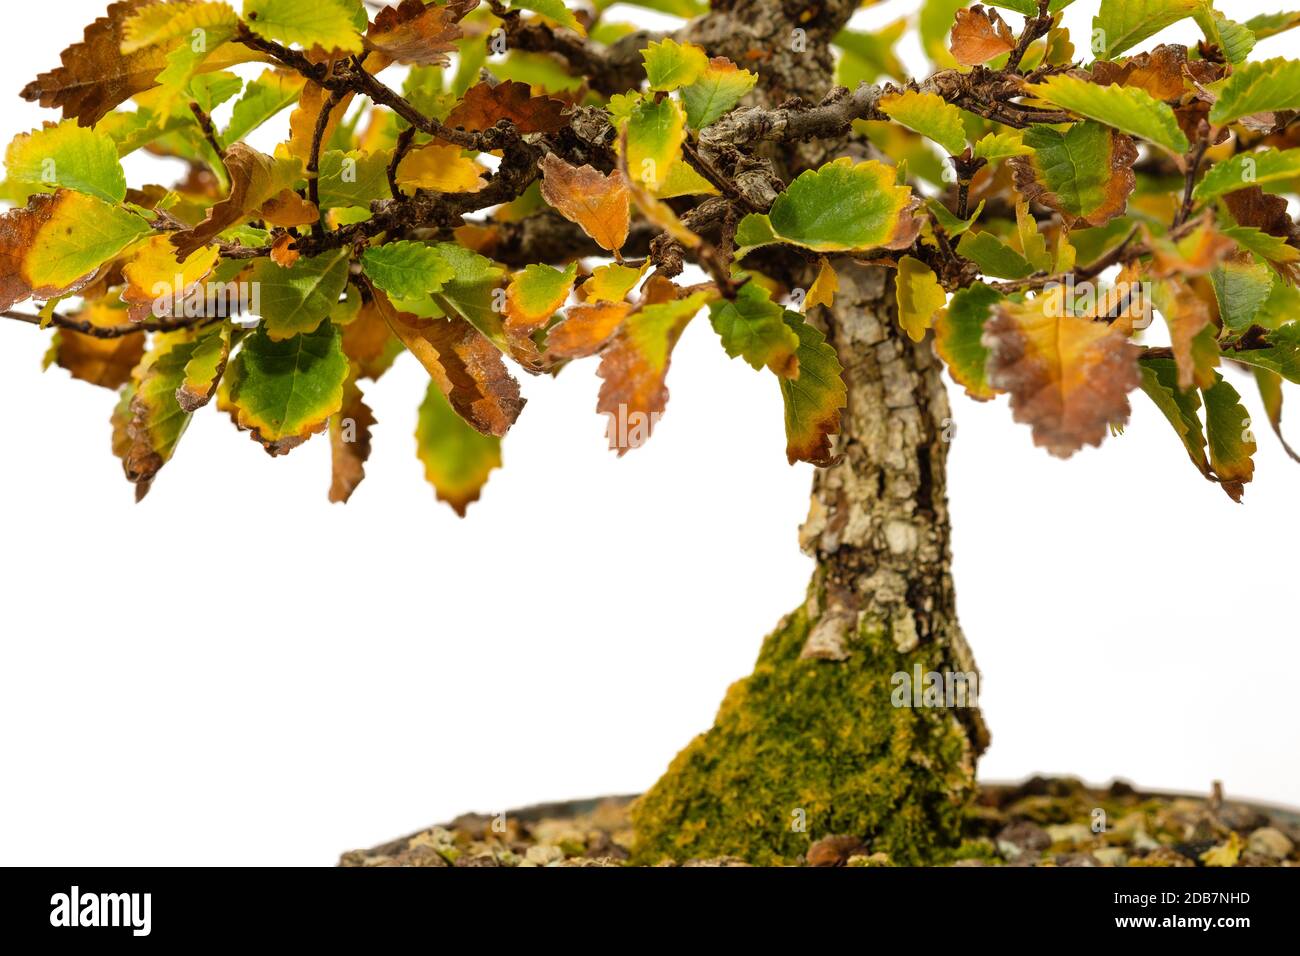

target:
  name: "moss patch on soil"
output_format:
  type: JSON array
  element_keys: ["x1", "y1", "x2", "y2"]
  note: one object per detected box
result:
[{"x1": 339, "y1": 777, "x2": 1299, "y2": 867}]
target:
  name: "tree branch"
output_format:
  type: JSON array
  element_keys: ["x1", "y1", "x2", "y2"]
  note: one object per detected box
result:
[{"x1": 2, "y1": 309, "x2": 223, "y2": 339}]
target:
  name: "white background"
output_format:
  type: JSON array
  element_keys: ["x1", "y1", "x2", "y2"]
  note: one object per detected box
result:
[{"x1": 0, "y1": 1, "x2": 1296, "y2": 865}]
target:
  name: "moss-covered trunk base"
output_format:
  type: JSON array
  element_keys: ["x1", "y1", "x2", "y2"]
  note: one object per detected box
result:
[{"x1": 628, "y1": 594, "x2": 978, "y2": 866}]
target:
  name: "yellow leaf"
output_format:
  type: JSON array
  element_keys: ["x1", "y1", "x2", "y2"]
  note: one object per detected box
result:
[
  {"x1": 895, "y1": 256, "x2": 945, "y2": 341},
  {"x1": 805, "y1": 258, "x2": 838, "y2": 311},
  {"x1": 396, "y1": 143, "x2": 487, "y2": 193}
]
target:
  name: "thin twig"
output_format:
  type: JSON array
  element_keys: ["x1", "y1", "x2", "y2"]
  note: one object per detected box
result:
[{"x1": 2, "y1": 309, "x2": 223, "y2": 339}]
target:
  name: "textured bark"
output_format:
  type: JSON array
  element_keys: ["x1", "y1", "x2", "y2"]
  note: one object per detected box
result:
[
  {"x1": 631, "y1": 0, "x2": 988, "y2": 863},
  {"x1": 799, "y1": 261, "x2": 989, "y2": 757}
]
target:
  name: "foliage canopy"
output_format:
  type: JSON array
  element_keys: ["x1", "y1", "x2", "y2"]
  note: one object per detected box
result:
[{"x1": 4, "y1": 0, "x2": 1300, "y2": 508}]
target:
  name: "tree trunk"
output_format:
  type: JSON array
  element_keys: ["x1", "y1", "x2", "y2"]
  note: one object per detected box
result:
[
  {"x1": 630, "y1": 263, "x2": 989, "y2": 865},
  {"x1": 628, "y1": 0, "x2": 988, "y2": 864}
]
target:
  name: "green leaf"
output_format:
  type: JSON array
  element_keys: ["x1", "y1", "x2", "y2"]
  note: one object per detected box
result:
[
  {"x1": 1243, "y1": 11, "x2": 1300, "y2": 40},
  {"x1": 1092, "y1": 0, "x2": 1199, "y2": 59},
  {"x1": 1195, "y1": 147, "x2": 1300, "y2": 202},
  {"x1": 1222, "y1": 226, "x2": 1300, "y2": 273},
  {"x1": 242, "y1": 0, "x2": 365, "y2": 53},
  {"x1": 509, "y1": 1, "x2": 585, "y2": 35},
  {"x1": 956, "y1": 230, "x2": 1035, "y2": 279},
  {"x1": 878, "y1": 90, "x2": 966, "y2": 157},
  {"x1": 1211, "y1": 257, "x2": 1275, "y2": 332},
  {"x1": 987, "y1": 0, "x2": 1074, "y2": 14},
  {"x1": 221, "y1": 69, "x2": 306, "y2": 146},
  {"x1": 973, "y1": 131, "x2": 1033, "y2": 162},
  {"x1": 642, "y1": 38, "x2": 709, "y2": 92},
  {"x1": 1012, "y1": 122, "x2": 1136, "y2": 227},
  {"x1": 4, "y1": 120, "x2": 126, "y2": 204},
  {"x1": 735, "y1": 158, "x2": 919, "y2": 254},
  {"x1": 415, "y1": 378, "x2": 502, "y2": 516},
  {"x1": 120, "y1": 330, "x2": 217, "y2": 493},
  {"x1": 252, "y1": 249, "x2": 351, "y2": 341},
  {"x1": 1195, "y1": 11, "x2": 1256, "y2": 64},
  {"x1": 681, "y1": 57, "x2": 757, "y2": 129},
  {"x1": 1209, "y1": 58, "x2": 1300, "y2": 125},
  {"x1": 317, "y1": 149, "x2": 394, "y2": 208},
  {"x1": 926, "y1": 198, "x2": 985, "y2": 237},
  {"x1": 218, "y1": 321, "x2": 350, "y2": 455},
  {"x1": 1139, "y1": 355, "x2": 1210, "y2": 478},
  {"x1": 1028, "y1": 75, "x2": 1189, "y2": 154},
  {"x1": 429, "y1": 243, "x2": 508, "y2": 348},
  {"x1": 1225, "y1": 323, "x2": 1300, "y2": 382},
  {"x1": 778, "y1": 315, "x2": 846, "y2": 466},
  {"x1": 22, "y1": 191, "x2": 152, "y2": 292},
  {"x1": 708, "y1": 281, "x2": 800, "y2": 375},
  {"x1": 188, "y1": 71, "x2": 243, "y2": 116},
  {"x1": 361, "y1": 241, "x2": 455, "y2": 301},
  {"x1": 935, "y1": 281, "x2": 1002, "y2": 400},
  {"x1": 623, "y1": 96, "x2": 685, "y2": 192},
  {"x1": 177, "y1": 322, "x2": 233, "y2": 412},
  {"x1": 1202, "y1": 371, "x2": 1256, "y2": 500}
]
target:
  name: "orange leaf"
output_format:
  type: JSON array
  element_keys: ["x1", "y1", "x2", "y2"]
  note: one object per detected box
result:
[
  {"x1": 270, "y1": 232, "x2": 300, "y2": 268},
  {"x1": 261, "y1": 188, "x2": 319, "y2": 228},
  {"x1": 372, "y1": 288, "x2": 524, "y2": 437},
  {"x1": 596, "y1": 291, "x2": 712, "y2": 454},
  {"x1": 949, "y1": 5, "x2": 1015, "y2": 67},
  {"x1": 445, "y1": 79, "x2": 570, "y2": 134},
  {"x1": 46, "y1": 301, "x2": 143, "y2": 390},
  {"x1": 984, "y1": 288, "x2": 1141, "y2": 457},
  {"x1": 538, "y1": 153, "x2": 630, "y2": 254},
  {"x1": 546, "y1": 300, "x2": 631, "y2": 361}
]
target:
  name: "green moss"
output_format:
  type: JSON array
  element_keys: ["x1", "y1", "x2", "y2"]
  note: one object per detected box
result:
[{"x1": 630, "y1": 602, "x2": 978, "y2": 865}]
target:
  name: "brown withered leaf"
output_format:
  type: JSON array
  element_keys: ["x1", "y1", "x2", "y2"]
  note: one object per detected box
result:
[
  {"x1": 445, "y1": 79, "x2": 569, "y2": 134},
  {"x1": 171, "y1": 144, "x2": 300, "y2": 259},
  {"x1": 1222, "y1": 187, "x2": 1300, "y2": 282},
  {"x1": 949, "y1": 5, "x2": 1015, "y2": 67},
  {"x1": 365, "y1": 0, "x2": 477, "y2": 66},
  {"x1": 539, "y1": 153, "x2": 630, "y2": 254},
  {"x1": 20, "y1": 0, "x2": 168, "y2": 126},
  {"x1": 46, "y1": 302, "x2": 144, "y2": 391},
  {"x1": 1090, "y1": 44, "x2": 1223, "y2": 100},
  {"x1": 545, "y1": 301, "x2": 631, "y2": 361},
  {"x1": 371, "y1": 288, "x2": 524, "y2": 437},
  {"x1": 329, "y1": 378, "x2": 376, "y2": 504},
  {"x1": 984, "y1": 287, "x2": 1142, "y2": 457}
]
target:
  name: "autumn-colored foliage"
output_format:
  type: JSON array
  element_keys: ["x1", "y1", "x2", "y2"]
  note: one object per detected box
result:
[{"x1": 3, "y1": 0, "x2": 1299, "y2": 510}]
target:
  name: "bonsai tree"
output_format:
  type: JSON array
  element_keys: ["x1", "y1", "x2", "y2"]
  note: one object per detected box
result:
[{"x1": 4, "y1": 0, "x2": 1298, "y2": 864}]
